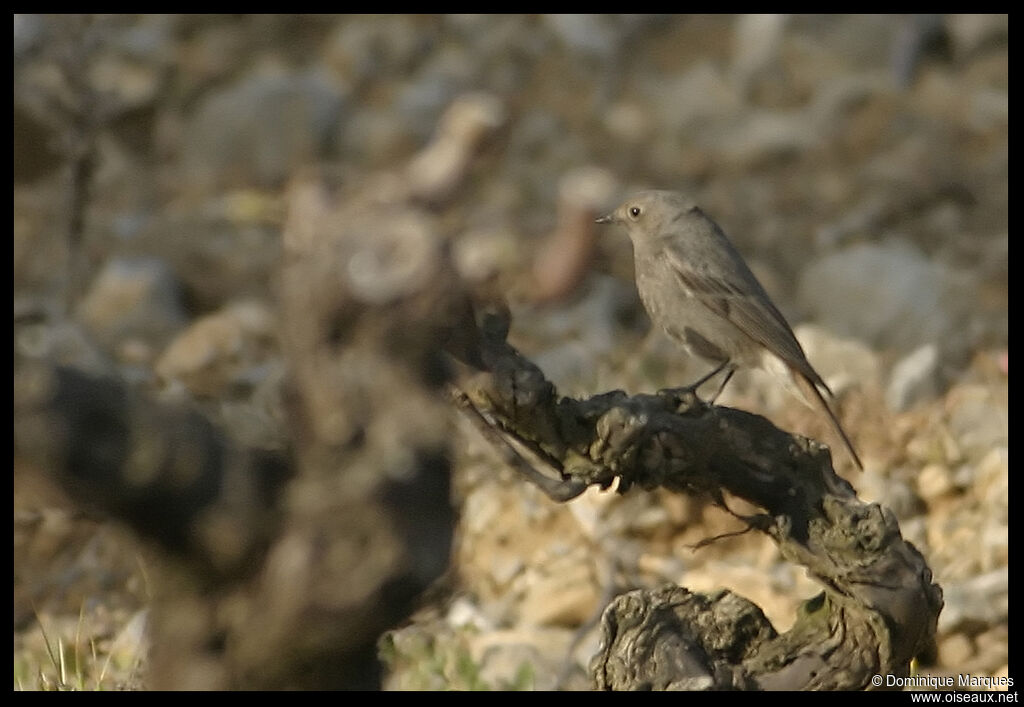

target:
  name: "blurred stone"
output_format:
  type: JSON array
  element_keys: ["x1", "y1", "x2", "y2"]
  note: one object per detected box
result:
[
  {"x1": 16, "y1": 507, "x2": 76, "y2": 562},
  {"x1": 603, "y1": 101, "x2": 654, "y2": 145},
  {"x1": 13, "y1": 102, "x2": 63, "y2": 183},
  {"x1": 396, "y1": 43, "x2": 478, "y2": 142},
  {"x1": 173, "y1": 20, "x2": 248, "y2": 95},
  {"x1": 134, "y1": 214, "x2": 282, "y2": 313},
  {"x1": 971, "y1": 626, "x2": 1009, "y2": 678},
  {"x1": 155, "y1": 299, "x2": 276, "y2": 398},
  {"x1": 788, "y1": 14, "x2": 895, "y2": 68},
  {"x1": 887, "y1": 343, "x2": 940, "y2": 411},
  {"x1": 218, "y1": 361, "x2": 288, "y2": 450},
  {"x1": 897, "y1": 516, "x2": 927, "y2": 554},
  {"x1": 650, "y1": 61, "x2": 738, "y2": 133},
  {"x1": 340, "y1": 107, "x2": 413, "y2": 165},
  {"x1": 518, "y1": 550, "x2": 599, "y2": 627},
  {"x1": 973, "y1": 447, "x2": 1008, "y2": 513},
  {"x1": 797, "y1": 242, "x2": 962, "y2": 353},
  {"x1": 77, "y1": 257, "x2": 187, "y2": 351},
  {"x1": 445, "y1": 16, "x2": 544, "y2": 92},
  {"x1": 446, "y1": 595, "x2": 496, "y2": 633},
  {"x1": 732, "y1": 14, "x2": 787, "y2": 92},
  {"x1": 344, "y1": 211, "x2": 441, "y2": 304},
  {"x1": 682, "y1": 558, "x2": 810, "y2": 632},
  {"x1": 406, "y1": 92, "x2": 505, "y2": 203},
  {"x1": 543, "y1": 14, "x2": 618, "y2": 59},
  {"x1": 857, "y1": 472, "x2": 923, "y2": 521},
  {"x1": 967, "y1": 86, "x2": 1009, "y2": 134},
  {"x1": 916, "y1": 463, "x2": 955, "y2": 503},
  {"x1": 384, "y1": 581, "x2": 580, "y2": 690},
  {"x1": 455, "y1": 484, "x2": 578, "y2": 607},
  {"x1": 707, "y1": 109, "x2": 819, "y2": 167},
  {"x1": 16, "y1": 319, "x2": 113, "y2": 376},
  {"x1": 813, "y1": 194, "x2": 889, "y2": 251},
  {"x1": 108, "y1": 609, "x2": 150, "y2": 673},
  {"x1": 324, "y1": 15, "x2": 429, "y2": 84},
  {"x1": 453, "y1": 225, "x2": 520, "y2": 284},
  {"x1": 181, "y1": 69, "x2": 347, "y2": 189},
  {"x1": 117, "y1": 338, "x2": 157, "y2": 366},
  {"x1": 793, "y1": 323, "x2": 881, "y2": 394},
  {"x1": 380, "y1": 622, "x2": 464, "y2": 690},
  {"x1": 13, "y1": 13, "x2": 44, "y2": 58},
  {"x1": 937, "y1": 567, "x2": 1007, "y2": 633},
  {"x1": 563, "y1": 486, "x2": 620, "y2": 541},
  {"x1": 946, "y1": 384, "x2": 1007, "y2": 461},
  {"x1": 807, "y1": 75, "x2": 882, "y2": 135},
  {"x1": 938, "y1": 632, "x2": 974, "y2": 666},
  {"x1": 630, "y1": 542, "x2": 677, "y2": 573},
  {"x1": 890, "y1": 14, "x2": 949, "y2": 87},
  {"x1": 469, "y1": 628, "x2": 576, "y2": 690},
  {"x1": 529, "y1": 276, "x2": 639, "y2": 392},
  {"x1": 946, "y1": 14, "x2": 1008, "y2": 57},
  {"x1": 532, "y1": 166, "x2": 616, "y2": 303},
  {"x1": 88, "y1": 33, "x2": 169, "y2": 111}
]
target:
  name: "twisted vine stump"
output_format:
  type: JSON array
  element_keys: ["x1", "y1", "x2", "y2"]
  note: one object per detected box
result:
[{"x1": 458, "y1": 318, "x2": 942, "y2": 691}]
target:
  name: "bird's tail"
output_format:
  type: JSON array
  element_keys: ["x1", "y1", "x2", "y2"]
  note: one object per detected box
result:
[{"x1": 792, "y1": 373, "x2": 864, "y2": 472}]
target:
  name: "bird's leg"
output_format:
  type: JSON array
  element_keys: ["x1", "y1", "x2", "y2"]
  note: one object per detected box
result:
[
  {"x1": 688, "y1": 359, "x2": 731, "y2": 393},
  {"x1": 659, "y1": 360, "x2": 732, "y2": 403},
  {"x1": 706, "y1": 364, "x2": 735, "y2": 404}
]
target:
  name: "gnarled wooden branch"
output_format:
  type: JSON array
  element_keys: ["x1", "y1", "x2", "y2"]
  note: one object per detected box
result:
[{"x1": 460, "y1": 319, "x2": 942, "y2": 691}]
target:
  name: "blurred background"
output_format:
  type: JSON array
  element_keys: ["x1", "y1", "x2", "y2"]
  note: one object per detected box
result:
[{"x1": 14, "y1": 14, "x2": 1007, "y2": 690}]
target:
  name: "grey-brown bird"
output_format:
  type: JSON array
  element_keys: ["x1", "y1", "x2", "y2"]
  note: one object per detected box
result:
[{"x1": 596, "y1": 190, "x2": 863, "y2": 471}]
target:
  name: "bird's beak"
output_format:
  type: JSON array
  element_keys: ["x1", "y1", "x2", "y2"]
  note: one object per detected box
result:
[{"x1": 595, "y1": 214, "x2": 614, "y2": 224}]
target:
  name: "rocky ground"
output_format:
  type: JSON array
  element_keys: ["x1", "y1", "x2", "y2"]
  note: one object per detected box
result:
[{"x1": 14, "y1": 14, "x2": 1007, "y2": 690}]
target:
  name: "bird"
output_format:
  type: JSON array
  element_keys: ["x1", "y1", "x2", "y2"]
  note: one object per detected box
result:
[{"x1": 596, "y1": 190, "x2": 863, "y2": 471}]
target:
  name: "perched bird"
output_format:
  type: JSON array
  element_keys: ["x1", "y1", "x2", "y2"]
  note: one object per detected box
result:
[{"x1": 596, "y1": 190, "x2": 863, "y2": 470}]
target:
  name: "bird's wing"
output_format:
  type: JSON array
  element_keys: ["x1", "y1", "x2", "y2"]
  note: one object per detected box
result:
[{"x1": 662, "y1": 236, "x2": 829, "y2": 392}]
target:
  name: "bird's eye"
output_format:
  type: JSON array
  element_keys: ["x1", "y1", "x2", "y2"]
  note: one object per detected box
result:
[{"x1": 628, "y1": 206, "x2": 642, "y2": 219}]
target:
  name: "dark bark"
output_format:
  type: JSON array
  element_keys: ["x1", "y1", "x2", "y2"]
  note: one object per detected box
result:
[{"x1": 459, "y1": 322, "x2": 943, "y2": 691}]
